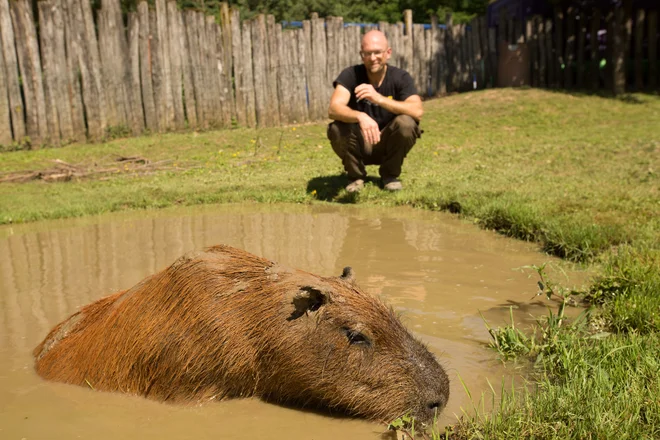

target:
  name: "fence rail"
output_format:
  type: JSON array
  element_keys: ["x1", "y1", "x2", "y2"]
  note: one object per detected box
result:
[{"x1": 0, "y1": 0, "x2": 658, "y2": 147}]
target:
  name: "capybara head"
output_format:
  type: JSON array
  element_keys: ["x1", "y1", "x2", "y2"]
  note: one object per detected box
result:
[{"x1": 34, "y1": 245, "x2": 449, "y2": 423}]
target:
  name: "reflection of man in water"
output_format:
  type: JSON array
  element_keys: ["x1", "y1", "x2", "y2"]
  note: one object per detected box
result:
[
  {"x1": 337, "y1": 216, "x2": 426, "y2": 303},
  {"x1": 327, "y1": 30, "x2": 423, "y2": 193}
]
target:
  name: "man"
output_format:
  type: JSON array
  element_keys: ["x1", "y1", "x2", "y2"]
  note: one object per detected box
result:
[{"x1": 327, "y1": 29, "x2": 423, "y2": 193}]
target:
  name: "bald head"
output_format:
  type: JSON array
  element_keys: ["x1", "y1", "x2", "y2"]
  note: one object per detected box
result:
[{"x1": 361, "y1": 30, "x2": 389, "y2": 50}]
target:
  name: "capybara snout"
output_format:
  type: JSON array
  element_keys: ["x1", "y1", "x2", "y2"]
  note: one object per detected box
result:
[{"x1": 34, "y1": 245, "x2": 449, "y2": 423}]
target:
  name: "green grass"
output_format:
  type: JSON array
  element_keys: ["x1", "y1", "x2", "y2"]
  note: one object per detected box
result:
[{"x1": 2, "y1": 88, "x2": 659, "y2": 439}]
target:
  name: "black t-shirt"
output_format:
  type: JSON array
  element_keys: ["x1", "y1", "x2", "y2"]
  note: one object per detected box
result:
[{"x1": 333, "y1": 65, "x2": 418, "y2": 130}]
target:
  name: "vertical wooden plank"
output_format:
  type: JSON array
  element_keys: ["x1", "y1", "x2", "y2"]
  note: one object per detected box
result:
[
  {"x1": 336, "y1": 17, "x2": 345, "y2": 81},
  {"x1": 634, "y1": 10, "x2": 645, "y2": 91},
  {"x1": 78, "y1": 0, "x2": 107, "y2": 139},
  {"x1": 252, "y1": 15, "x2": 268, "y2": 127},
  {"x1": 97, "y1": 9, "x2": 116, "y2": 127},
  {"x1": 590, "y1": 8, "x2": 601, "y2": 91},
  {"x1": 167, "y1": 1, "x2": 185, "y2": 129},
  {"x1": 311, "y1": 13, "x2": 327, "y2": 120},
  {"x1": 478, "y1": 17, "x2": 489, "y2": 87},
  {"x1": 454, "y1": 24, "x2": 464, "y2": 91},
  {"x1": 127, "y1": 12, "x2": 145, "y2": 134},
  {"x1": 604, "y1": 11, "x2": 614, "y2": 92},
  {"x1": 537, "y1": 17, "x2": 547, "y2": 88},
  {"x1": 277, "y1": 29, "x2": 291, "y2": 124},
  {"x1": 613, "y1": 6, "x2": 626, "y2": 95},
  {"x1": 266, "y1": 15, "x2": 282, "y2": 124},
  {"x1": 138, "y1": 2, "x2": 157, "y2": 131},
  {"x1": 649, "y1": 10, "x2": 658, "y2": 90},
  {"x1": 0, "y1": 21, "x2": 11, "y2": 145},
  {"x1": 545, "y1": 18, "x2": 555, "y2": 88},
  {"x1": 273, "y1": 16, "x2": 287, "y2": 123},
  {"x1": 293, "y1": 29, "x2": 308, "y2": 123},
  {"x1": 37, "y1": 1, "x2": 61, "y2": 144},
  {"x1": 242, "y1": 19, "x2": 256, "y2": 128},
  {"x1": 155, "y1": 0, "x2": 174, "y2": 130},
  {"x1": 565, "y1": 6, "x2": 576, "y2": 89},
  {"x1": 463, "y1": 24, "x2": 471, "y2": 89},
  {"x1": 430, "y1": 16, "x2": 439, "y2": 95},
  {"x1": 10, "y1": 0, "x2": 48, "y2": 145},
  {"x1": 219, "y1": 2, "x2": 235, "y2": 119},
  {"x1": 46, "y1": 0, "x2": 77, "y2": 140},
  {"x1": 445, "y1": 14, "x2": 454, "y2": 92},
  {"x1": 488, "y1": 25, "x2": 497, "y2": 88},
  {"x1": 175, "y1": 9, "x2": 195, "y2": 129},
  {"x1": 0, "y1": 0, "x2": 25, "y2": 142},
  {"x1": 424, "y1": 27, "x2": 432, "y2": 94},
  {"x1": 184, "y1": 10, "x2": 204, "y2": 128},
  {"x1": 577, "y1": 12, "x2": 586, "y2": 89},
  {"x1": 472, "y1": 17, "x2": 483, "y2": 89},
  {"x1": 61, "y1": 0, "x2": 85, "y2": 141},
  {"x1": 214, "y1": 19, "x2": 232, "y2": 127},
  {"x1": 208, "y1": 16, "x2": 227, "y2": 127},
  {"x1": 325, "y1": 16, "x2": 337, "y2": 87},
  {"x1": 296, "y1": 28, "x2": 309, "y2": 123},
  {"x1": 555, "y1": 6, "x2": 564, "y2": 89},
  {"x1": 199, "y1": 12, "x2": 214, "y2": 127},
  {"x1": 394, "y1": 23, "x2": 405, "y2": 68},
  {"x1": 230, "y1": 7, "x2": 245, "y2": 126},
  {"x1": 526, "y1": 17, "x2": 538, "y2": 87},
  {"x1": 301, "y1": 19, "x2": 312, "y2": 121},
  {"x1": 148, "y1": 7, "x2": 164, "y2": 130},
  {"x1": 403, "y1": 10, "x2": 413, "y2": 74},
  {"x1": 438, "y1": 26, "x2": 447, "y2": 94},
  {"x1": 413, "y1": 24, "x2": 425, "y2": 95}
]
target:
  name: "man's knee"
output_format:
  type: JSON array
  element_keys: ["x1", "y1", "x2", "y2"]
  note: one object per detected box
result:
[
  {"x1": 391, "y1": 115, "x2": 418, "y2": 136},
  {"x1": 327, "y1": 121, "x2": 359, "y2": 142}
]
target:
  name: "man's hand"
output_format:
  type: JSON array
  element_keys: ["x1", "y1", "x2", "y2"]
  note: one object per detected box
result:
[
  {"x1": 355, "y1": 84, "x2": 384, "y2": 105},
  {"x1": 357, "y1": 112, "x2": 380, "y2": 145}
]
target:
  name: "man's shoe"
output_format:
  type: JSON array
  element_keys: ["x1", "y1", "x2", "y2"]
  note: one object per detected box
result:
[
  {"x1": 345, "y1": 179, "x2": 365, "y2": 193},
  {"x1": 383, "y1": 177, "x2": 403, "y2": 191}
]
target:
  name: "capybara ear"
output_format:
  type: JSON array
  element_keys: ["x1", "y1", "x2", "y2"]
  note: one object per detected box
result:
[
  {"x1": 340, "y1": 266, "x2": 355, "y2": 281},
  {"x1": 287, "y1": 286, "x2": 328, "y2": 321}
]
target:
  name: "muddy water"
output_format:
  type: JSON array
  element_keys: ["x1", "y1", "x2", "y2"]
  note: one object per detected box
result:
[{"x1": 0, "y1": 204, "x2": 587, "y2": 439}]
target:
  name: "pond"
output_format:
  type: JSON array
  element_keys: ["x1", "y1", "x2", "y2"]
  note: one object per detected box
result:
[{"x1": 0, "y1": 203, "x2": 586, "y2": 439}]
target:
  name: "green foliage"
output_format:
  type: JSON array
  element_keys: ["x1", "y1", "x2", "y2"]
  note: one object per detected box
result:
[{"x1": 118, "y1": 0, "x2": 487, "y2": 23}]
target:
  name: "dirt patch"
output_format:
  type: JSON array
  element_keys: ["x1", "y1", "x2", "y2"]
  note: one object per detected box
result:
[{"x1": 0, "y1": 156, "x2": 193, "y2": 183}]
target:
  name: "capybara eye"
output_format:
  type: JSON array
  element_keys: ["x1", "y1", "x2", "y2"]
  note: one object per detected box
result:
[{"x1": 343, "y1": 327, "x2": 371, "y2": 346}]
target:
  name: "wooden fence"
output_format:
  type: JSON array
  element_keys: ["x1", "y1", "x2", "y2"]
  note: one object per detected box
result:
[{"x1": 0, "y1": 0, "x2": 658, "y2": 147}]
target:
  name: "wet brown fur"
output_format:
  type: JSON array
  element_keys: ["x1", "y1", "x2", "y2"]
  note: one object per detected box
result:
[{"x1": 34, "y1": 245, "x2": 449, "y2": 422}]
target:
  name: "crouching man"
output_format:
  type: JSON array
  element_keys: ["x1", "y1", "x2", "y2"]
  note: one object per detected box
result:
[{"x1": 327, "y1": 29, "x2": 423, "y2": 192}]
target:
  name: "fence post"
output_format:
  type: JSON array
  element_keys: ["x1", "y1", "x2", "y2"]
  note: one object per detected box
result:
[
  {"x1": 590, "y1": 8, "x2": 601, "y2": 91},
  {"x1": 613, "y1": 6, "x2": 626, "y2": 95},
  {"x1": 649, "y1": 10, "x2": 658, "y2": 90},
  {"x1": 10, "y1": 0, "x2": 48, "y2": 145},
  {"x1": 576, "y1": 11, "x2": 586, "y2": 89},
  {"x1": 634, "y1": 10, "x2": 645, "y2": 91},
  {"x1": 564, "y1": 6, "x2": 575, "y2": 89},
  {"x1": 0, "y1": 0, "x2": 25, "y2": 143},
  {"x1": 403, "y1": 9, "x2": 413, "y2": 74}
]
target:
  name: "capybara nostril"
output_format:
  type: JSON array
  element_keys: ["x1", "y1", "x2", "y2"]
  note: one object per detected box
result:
[
  {"x1": 33, "y1": 244, "x2": 450, "y2": 423},
  {"x1": 428, "y1": 401, "x2": 442, "y2": 410}
]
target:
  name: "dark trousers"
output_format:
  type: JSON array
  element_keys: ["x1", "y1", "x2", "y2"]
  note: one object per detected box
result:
[{"x1": 327, "y1": 115, "x2": 421, "y2": 181}]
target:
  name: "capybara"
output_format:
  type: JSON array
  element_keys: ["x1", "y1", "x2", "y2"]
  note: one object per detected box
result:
[{"x1": 34, "y1": 245, "x2": 449, "y2": 423}]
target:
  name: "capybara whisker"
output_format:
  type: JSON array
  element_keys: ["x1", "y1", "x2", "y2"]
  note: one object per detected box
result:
[{"x1": 33, "y1": 245, "x2": 449, "y2": 423}]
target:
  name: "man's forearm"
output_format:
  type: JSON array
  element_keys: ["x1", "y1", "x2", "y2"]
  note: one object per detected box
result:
[
  {"x1": 328, "y1": 104, "x2": 364, "y2": 123},
  {"x1": 376, "y1": 97, "x2": 423, "y2": 121}
]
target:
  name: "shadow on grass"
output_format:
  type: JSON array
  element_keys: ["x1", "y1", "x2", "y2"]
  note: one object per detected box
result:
[{"x1": 306, "y1": 175, "x2": 381, "y2": 204}]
